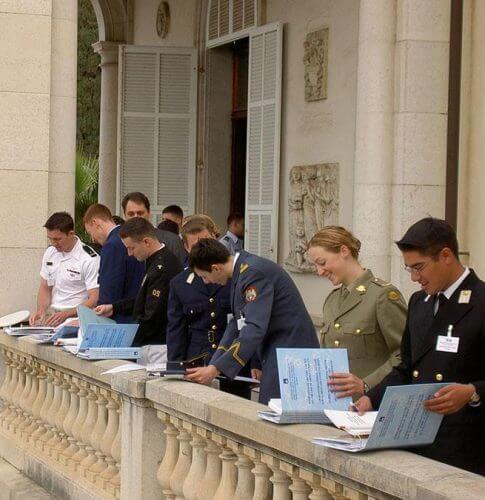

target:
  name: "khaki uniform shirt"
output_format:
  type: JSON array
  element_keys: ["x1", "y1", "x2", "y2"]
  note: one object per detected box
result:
[{"x1": 320, "y1": 269, "x2": 407, "y2": 388}]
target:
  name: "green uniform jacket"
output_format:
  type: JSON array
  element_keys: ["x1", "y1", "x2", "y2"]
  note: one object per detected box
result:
[{"x1": 320, "y1": 269, "x2": 407, "y2": 388}]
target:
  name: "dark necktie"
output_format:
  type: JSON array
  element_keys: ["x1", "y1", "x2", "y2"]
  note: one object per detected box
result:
[{"x1": 435, "y1": 293, "x2": 448, "y2": 315}]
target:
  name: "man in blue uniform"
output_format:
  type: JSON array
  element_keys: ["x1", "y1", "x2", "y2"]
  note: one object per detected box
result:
[
  {"x1": 354, "y1": 218, "x2": 485, "y2": 475},
  {"x1": 84, "y1": 203, "x2": 145, "y2": 322},
  {"x1": 185, "y1": 239, "x2": 319, "y2": 404},
  {"x1": 219, "y1": 212, "x2": 244, "y2": 255}
]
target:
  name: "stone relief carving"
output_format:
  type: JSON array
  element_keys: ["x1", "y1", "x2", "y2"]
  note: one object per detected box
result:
[
  {"x1": 303, "y1": 28, "x2": 329, "y2": 102},
  {"x1": 285, "y1": 163, "x2": 339, "y2": 273},
  {"x1": 156, "y1": 1, "x2": 170, "y2": 39}
]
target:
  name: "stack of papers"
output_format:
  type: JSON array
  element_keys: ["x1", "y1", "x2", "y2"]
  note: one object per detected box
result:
[
  {"x1": 313, "y1": 383, "x2": 446, "y2": 452},
  {"x1": 258, "y1": 348, "x2": 351, "y2": 424}
]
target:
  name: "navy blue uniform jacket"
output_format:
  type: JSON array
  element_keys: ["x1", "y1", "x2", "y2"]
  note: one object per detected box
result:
[
  {"x1": 367, "y1": 270, "x2": 485, "y2": 475},
  {"x1": 98, "y1": 225, "x2": 145, "y2": 322},
  {"x1": 167, "y1": 268, "x2": 231, "y2": 361},
  {"x1": 210, "y1": 251, "x2": 319, "y2": 404}
]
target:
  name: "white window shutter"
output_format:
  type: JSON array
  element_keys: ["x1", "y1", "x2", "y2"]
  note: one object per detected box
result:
[
  {"x1": 117, "y1": 46, "x2": 197, "y2": 217},
  {"x1": 206, "y1": 0, "x2": 260, "y2": 48},
  {"x1": 245, "y1": 22, "x2": 283, "y2": 261}
]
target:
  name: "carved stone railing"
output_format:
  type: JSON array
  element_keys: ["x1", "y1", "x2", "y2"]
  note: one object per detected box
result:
[{"x1": 1, "y1": 331, "x2": 485, "y2": 500}]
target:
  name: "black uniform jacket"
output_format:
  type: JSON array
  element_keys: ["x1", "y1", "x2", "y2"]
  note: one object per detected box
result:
[
  {"x1": 210, "y1": 251, "x2": 319, "y2": 404},
  {"x1": 113, "y1": 246, "x2": 182, "y2": 346},
  {"x1": 167, "y1": 268, "x2": 231, "y2": 361},
  {"x1": 367, "y1": 269, "x2": 485, "y2": 475}
]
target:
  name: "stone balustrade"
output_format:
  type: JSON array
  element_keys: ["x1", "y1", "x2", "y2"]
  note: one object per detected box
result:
[{"x1": 1, "y1": 331, "x2": 485, "y2": 500}]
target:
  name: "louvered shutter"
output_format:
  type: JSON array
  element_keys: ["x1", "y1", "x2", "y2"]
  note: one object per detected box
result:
[
  {"x1": 207, "y1": 0, "x2": 260, "y2": 48},
  {"x1": 117, "y1": 46, "x2": 197, "y2": 217},
  {"x1": 245, "y1": 22, "x2": 282, "y2": 261}
]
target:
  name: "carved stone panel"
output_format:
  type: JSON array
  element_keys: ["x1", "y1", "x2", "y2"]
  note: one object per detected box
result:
[
  {"x1": 285, "y1": 163, "x2": 339, "y2": 273},
  {"x1": 303, "y1": 28, "x2": 329, "y2": 102}
]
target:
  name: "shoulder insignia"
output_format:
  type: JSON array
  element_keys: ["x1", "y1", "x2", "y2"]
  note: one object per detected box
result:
[
  {"x1": 240, "y1": 263, "x2": 249, "y2": 274},
  {"x1": 82, "y1": 244, "x2": 98, "y2": 257},
  {"x1": 244, "y1": 286, "x2": 258, "y2": 302},
  {"x1": 186, "y1": 272, "x2": 195, "y2": 284},
  {"x1": 356, "y1": 285, "x2": 367, "y2": 294},
  {"x1": 387, "y1": 290, "x2": 400, "y2": 301},
  {"x1": 152, "y1": 289, "x2": 161, "y2": 298},
  {"x1": 372, "y1": 277, "x2": 391, "y2": 287}
]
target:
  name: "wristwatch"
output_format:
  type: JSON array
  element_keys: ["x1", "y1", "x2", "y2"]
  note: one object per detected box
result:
[
  {"x1": 363, "y1": 381, "x2": 370, "y2": 394},
  {"x1": 469, "y1": 391, "x2": 481, "y2": 407}
]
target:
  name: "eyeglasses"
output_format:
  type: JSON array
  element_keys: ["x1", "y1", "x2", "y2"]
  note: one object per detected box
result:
[{"x1": 403, "y1": 259, "x2": 433, "y2": 275}]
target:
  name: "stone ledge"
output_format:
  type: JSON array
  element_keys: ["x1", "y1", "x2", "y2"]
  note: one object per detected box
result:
[
  {"x1": 0, "y1": 457, "x2": 54, "y2": 499},
  {"x1": 145, "y1": 378, "x2": 485, "y2": 500}
]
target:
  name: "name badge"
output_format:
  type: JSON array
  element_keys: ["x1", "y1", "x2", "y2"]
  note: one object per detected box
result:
[
  {"x1": 227, "y1": 313, "x2": 234, "y2": 323},
  {"x1": 237, "y1": 316, "x2": 246, "y2": 331},
  {"x1": 436, "y1": 324, "x2": 459, "y2": 353}
]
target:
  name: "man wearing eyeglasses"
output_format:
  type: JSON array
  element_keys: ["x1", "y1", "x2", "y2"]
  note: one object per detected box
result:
[{"x1": 353, "y1": 217, "x2": 485, "y2": 475}]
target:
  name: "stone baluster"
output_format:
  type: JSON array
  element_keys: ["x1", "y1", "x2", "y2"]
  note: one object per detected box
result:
[
  {"x1": 40, "y1": 369, "x2": 63, "y2": 451},
  {"x1": 7, "y1": 355, "x2": 26, "y2": 432},
  {"x1": 4, "y1": 354, "x2": 23, "y2": 428},
  {"x1": 197, "y1": 429, "x2": 222, "y2": 500},
  {"x1": 15, "y1": 359, "x2": 33, "y2": 434},
  {"x1": 60, "y1": 376, "x2": 80, "y2": 466},
  {"x1": 98, "y1": 390, "x2": 120, "y2": 487},
  {"x1": 322, "y1": 479, "x2": 348, "y2": 500},
  {"x1": 32, "y1": 367, "x2": 54, "y2": 444},
  {"x1": 25, "y1": 363, "x2": 47, "y2": 437},
  {"x1": 0, "y1": 350, "x2": 13, "y2": 416},
  {"x1": 182, "y1": 423, "x2": 207, "y2": 500},
  {"x1": 230, "y1": 442, "x2": 254, "y2": 500},
  {"x1": 156, "y1": 412, "x2": 180, "y2": 500},
  {"x1": 245, "y1": 448, "x2": 272, "y2": 500},
  {"x1": 78, "y1": 384, "x2": 100, "y2": 474},
  {"x1": 213, "y1": 435, "x2": 237, "y2": 500},
  {"x1": 300, "y1": 471, "x2": 333, "y2": 500},
  {"x1": 50, "y1": 374, "x2": 72, "y2": 459},
  {"x1": 86, "y1": 388, "x2": 109, "y2": 482},
  {"x1": 109, "y1": 394, "x2": 121, "y2": 496},
  {"x1": 18, "y1": 360, "x2": 39, "y2": 438},
  {"x1": 281, "y1": 463, "x2": 311, "y2": 500},
  {"x1": 69, "y1": 380, "x2": 90, "y2": 469},
  {"x1": 262, "y1": 455, "x2": 291, "y2": 500},
  {"x1": 170, "y1": 417, "x2": 193, "y2": 500}
]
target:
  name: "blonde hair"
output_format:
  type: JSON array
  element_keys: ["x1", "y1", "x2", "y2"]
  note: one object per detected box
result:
[
  {"x1": 308, "y1": 226, "x2": 361, "y2": 259},
  {"x1": 181, "y1": 214, "x2": 221, "y2": 242}
]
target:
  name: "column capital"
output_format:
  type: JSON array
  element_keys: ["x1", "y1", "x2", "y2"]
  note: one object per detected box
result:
[{"x1": 92, "y1": 41, "x2": 121, "y2": 66}]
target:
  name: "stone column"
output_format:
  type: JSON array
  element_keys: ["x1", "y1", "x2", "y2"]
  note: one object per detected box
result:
[
  {"x1": 92, "y1": 41, "x2": 120, "y2": 213},
  {"x1": 464, "y1": 0, "x2": 485, "y2": 276},
  {"x1": 391, "y1": 0, "x2": 450, "y2": 296},
  {"x1": 352, "y1": 0, "x2": 397, "y2": 279},
  {"x1": 0, "y1": 0, "x2": 77, "y2": 316}
]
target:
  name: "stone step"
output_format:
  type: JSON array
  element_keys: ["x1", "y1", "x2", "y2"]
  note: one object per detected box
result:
[{"x1": 0, "y1": 457, "x2": 56, "y2": 500}]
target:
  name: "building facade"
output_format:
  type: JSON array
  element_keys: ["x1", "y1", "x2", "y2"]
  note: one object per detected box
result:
[{"x1": 1, "y1": 0, "x2": 484, "y2": 322}]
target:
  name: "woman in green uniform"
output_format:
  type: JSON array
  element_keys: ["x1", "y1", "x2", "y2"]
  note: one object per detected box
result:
[{"x1": 307, "y1": 226, "x2": 407, "y2": 398}]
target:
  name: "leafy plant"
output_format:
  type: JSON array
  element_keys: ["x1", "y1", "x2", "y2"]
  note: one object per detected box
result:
[{"x1": 75, "y1": 150, "x2": 99, "y2": 245}]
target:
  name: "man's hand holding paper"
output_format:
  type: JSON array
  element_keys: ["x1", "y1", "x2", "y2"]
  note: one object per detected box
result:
[{"x1": 424, "y1": 383, "x2": 476, "y2": 415}]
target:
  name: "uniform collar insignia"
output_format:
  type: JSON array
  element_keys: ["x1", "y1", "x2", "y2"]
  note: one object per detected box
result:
[
  {"x1": 355, "y1": 285, "x2": 366, "y2": 294},
  {"x1": 240, "y1": 263, "x2": 249, "y2": 274},
  {"x1": 186, "y1": 272, "x2": 195, "y2": 284}
]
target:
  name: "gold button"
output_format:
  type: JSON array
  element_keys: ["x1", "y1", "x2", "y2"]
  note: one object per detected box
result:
[
  {"x1": 334, "y1": 340, "x2": 340, "y2": 347},
  {"x1": 319, "y1": 328, "x2": 324, "y2": 335},
  {"x1": 210, "y1": 312, "x2": 216, "y2": 318},
  {"x1": 209, "y1": 298, "x2": 215, "y2": 303},
  {"x1": 211, "y1": 344, "x2": 217, "y2": 349},
  {"x1": 412, "y1": 370, "x2": 419, "y2": 378},
  {"x1": 334, "y1": 323, "x2": 340, "y2": 329},
  {"x1": 435, "y1": 373, "x2": 443, "y2": 382},
  {"x1": 211, "y1": 325, "x2": 217, "y2": 331},
  {"x1": 355, "y1": 328, "x2": 361, "y2": 334}
]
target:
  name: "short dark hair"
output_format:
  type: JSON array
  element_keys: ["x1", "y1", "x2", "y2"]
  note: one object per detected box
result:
[
  {"x1": 227, "y1": 212, "x2": 244, "y2": 226},
  {"x1": 119, "y1": 217, "x2": 157, "y2": 242},
  {"x1": 44, "y1": 212, "x2": 74, "y2": 234},
  {"x1": 121, "y1": 192, "x2": 150, "y2": 213},
  {"x1": 162, "y1": 204, "x2": 184, "y2": 219},
  {"x1": 158, "y1": 219, "x2": 179, "y2": 235},
  {"x1": 396, "y1": 217, "x2": 459, "y2": 258},
  {"x1": 188, "y1": 238, "x2": 231, "y2": 271},
  {"x1": 112, "y1": 215, "x2": 125, "y2": 226},
  {"x1": 83, "y1": 203, "x2": 113, "y2": 224}
]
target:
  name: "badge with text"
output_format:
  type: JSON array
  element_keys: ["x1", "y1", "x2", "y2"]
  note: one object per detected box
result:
[
  {"x1": 458, "y1": 290, "x2": 471, "y2": 304},
  {"x1": 237, "y1": 315, "x2": 247, "y2": 331},
  {"x1": 436, "y1": 325, "x2": 459, "y2": 353}
]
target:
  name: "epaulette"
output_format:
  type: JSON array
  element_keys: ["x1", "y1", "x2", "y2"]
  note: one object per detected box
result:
[
  {"x1": 82, "y1": 244, "x2": 98, "y2": 257},
  {"x1": 371, "y1": 277, "x2": 391, "y2": 287}
]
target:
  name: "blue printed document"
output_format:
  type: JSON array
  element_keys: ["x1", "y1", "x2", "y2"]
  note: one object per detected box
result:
[
  {"x1": 63, "y1": 306, "x2": 139, "y2": 355},
  {"x1": 258, "y1": 348, "x2": 351, "y2": 424},
  {"x1": 313, "y1": 383, "x2": 446, "y2": 452}
]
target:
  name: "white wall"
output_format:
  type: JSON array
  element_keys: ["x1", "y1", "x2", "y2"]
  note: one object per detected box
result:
[{"x1": 266, "y1": 0, "x2": 360, "y2": 319}]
